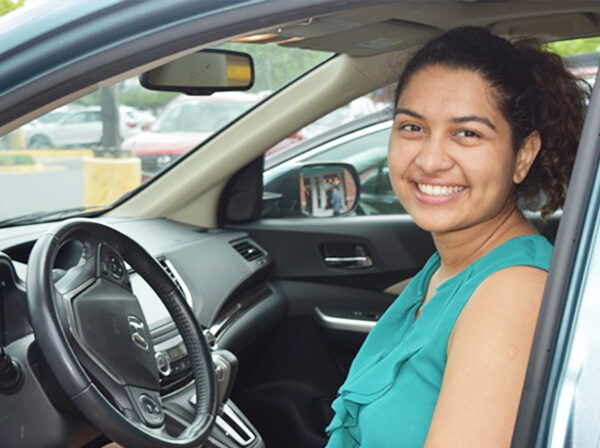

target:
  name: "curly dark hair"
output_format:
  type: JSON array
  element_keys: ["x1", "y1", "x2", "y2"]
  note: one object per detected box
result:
[{"x1": 394, "y1": 27, "x2": 590, "y2": 218}]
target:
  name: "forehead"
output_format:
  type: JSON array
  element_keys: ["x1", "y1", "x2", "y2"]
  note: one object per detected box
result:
[{"x1": 398, "y1": 65, "x2": 502, "y2": 119}]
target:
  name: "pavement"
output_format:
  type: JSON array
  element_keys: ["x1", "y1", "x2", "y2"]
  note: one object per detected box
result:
[{"x1": 0, "y1": 156, "x2": 83, "y2": 220}]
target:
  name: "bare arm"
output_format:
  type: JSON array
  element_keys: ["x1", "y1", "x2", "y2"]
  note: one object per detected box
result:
[{"x1": 424, "y1": 266, "x2": 547, "y2": 448}]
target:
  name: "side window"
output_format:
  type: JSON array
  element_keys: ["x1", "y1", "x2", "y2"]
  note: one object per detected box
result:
[
  {"x1": 263, "y1": 86, "x2": 404, "y2": 218},
  {"x1": 263, "y1": 118, "x2": 406, "y2": 217},
  {"x1": 87, "y1": 112, "x2": 103, "y2": 123},
  {"x1": 153, "y1": 104, "x2": 184, "y2": 132},
  {"x1": 63, "y1": 112, "x2": 87, "y2": 125}
]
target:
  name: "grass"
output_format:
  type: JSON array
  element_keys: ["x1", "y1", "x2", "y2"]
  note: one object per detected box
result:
[{"x1": 0, "y1": 154, "x2": 35, "y2": 166}]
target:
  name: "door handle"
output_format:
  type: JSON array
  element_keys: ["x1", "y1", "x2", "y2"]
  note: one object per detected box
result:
[{"x1": 324, "y1": 255, "x2": 373, "y2": 269}]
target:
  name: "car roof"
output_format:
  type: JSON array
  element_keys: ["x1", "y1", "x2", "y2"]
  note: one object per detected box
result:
[{"x1": 1, "y1": 0, "x2": 597, "y2": 134}]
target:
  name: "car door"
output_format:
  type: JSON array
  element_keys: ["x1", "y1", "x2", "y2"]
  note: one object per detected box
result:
[
  {"x1": 59, "y1": 110, "x2": 102, "y2": 145},
  {"x1": 512, "y1": 54, "x2": 600, "y2": 448}
]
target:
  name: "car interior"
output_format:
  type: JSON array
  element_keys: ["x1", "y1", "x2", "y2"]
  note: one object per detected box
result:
[{"x1": 0, "y1": 1, "x2": 598, "y2": 447}]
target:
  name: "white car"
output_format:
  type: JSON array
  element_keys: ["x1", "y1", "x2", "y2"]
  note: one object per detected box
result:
[{"x1": 25, "y1": 106, "x2": 148, "y2": 148}]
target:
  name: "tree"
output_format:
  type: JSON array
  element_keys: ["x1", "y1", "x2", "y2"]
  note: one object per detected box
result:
[
  {"x1": 0, "y1": 0, "x2": 23, "y2": 17},
  {"x1": 219, "y1": 42, "x2": 330, "y2": 93},
  {"x1": 547, "y1": 37, "x2": 600, "y2": 56}
]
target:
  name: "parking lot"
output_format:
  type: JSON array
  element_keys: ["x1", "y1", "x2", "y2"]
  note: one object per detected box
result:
[{"x1": 0, "y1": 156, "x2": 84, "y2": 220}]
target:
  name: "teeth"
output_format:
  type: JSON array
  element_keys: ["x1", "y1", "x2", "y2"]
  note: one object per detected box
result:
[{"x1": 417, "y1": 183, "x2": 464, "y2": 196}]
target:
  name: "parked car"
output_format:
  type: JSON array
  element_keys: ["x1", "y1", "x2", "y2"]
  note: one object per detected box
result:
[
  {"x1": 122, "y1": 93, "x2": 260, "y2": 179},
  {"x1": 0, "y1": 2, "x2": 599, "y2": 448},
  {"x1": 25, "y1": 105, "x2": 147, "y2": 148}
]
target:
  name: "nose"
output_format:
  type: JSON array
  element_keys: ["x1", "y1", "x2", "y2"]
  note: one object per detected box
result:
[{"x1": 414, "y1": 134, "x2": 453, "y2": 173}]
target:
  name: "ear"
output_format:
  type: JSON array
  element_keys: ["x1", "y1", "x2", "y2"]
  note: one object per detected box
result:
[{"x1": 513, "y1": 131, "x2": 541, "y2": 184}]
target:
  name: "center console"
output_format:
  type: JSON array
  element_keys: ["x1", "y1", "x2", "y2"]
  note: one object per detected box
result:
[{"x1": 152, "y1": 331, "x2": 264, "y2": 448}]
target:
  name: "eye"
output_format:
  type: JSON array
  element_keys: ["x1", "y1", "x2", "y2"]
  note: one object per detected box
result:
[
  {"x1": 457, "y1": 129, "x2": 480, "y2": 138},
  {"x1": 399, "y1": 123, "x2": 422, "y2": 133}
]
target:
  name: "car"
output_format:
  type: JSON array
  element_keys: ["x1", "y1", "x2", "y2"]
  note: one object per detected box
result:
[
  {"x1": 0, "y1": 1, "x2": 599, "y2": 448},
  {"x1": 122, "y1": 93, "x2": 260, "y2": 179},
  {"x1": 25, "y1": 106, "x2": 146, "y2": 148}
]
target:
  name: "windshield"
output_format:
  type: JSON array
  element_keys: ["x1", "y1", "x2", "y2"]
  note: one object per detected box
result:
[
  {"x1": 0, "y1": 39, "x2": 330, "y2": 225},
  {"x1": 151, "y1": 98, "x2": 257, "y2": 133}
]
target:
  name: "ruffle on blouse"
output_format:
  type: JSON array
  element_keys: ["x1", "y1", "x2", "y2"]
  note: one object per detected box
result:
[
  {"x1": 325, "y1": 253, "x2": 469, "y2": 439},
  {"x1": 326, "y1": 235, "x2": 553, "y2": 440},
  {"x1": 326, "y1": 341, "x2": 425, "y2": 436}
]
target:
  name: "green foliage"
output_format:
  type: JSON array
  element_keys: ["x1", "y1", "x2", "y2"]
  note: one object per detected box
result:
[
  {"x1": 0, "y1": 0, "x2": 23, "y2": 17},
  {"x1": 74, "y1": 91, "x2": 101, "y2": 107},
  {"x1": 120, "y1": 87, "x2": 178, "y2": 114},
  {"x1": 0, "y1": 154, "x2": 34, "y2": 166},
  {"x1": 218, "y1": 42, "x2": 331, "y2": 92},
  {"x1": 74, "y1": 83, "x2": 177, "y2": 114},
  {"x1": 547, "y1": 37, "x2": 600, "y2": 56}
]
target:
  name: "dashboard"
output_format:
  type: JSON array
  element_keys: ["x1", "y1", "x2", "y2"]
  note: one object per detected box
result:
[{"x1": 0, "y1": 216, "x2": 284, "y2": 447}]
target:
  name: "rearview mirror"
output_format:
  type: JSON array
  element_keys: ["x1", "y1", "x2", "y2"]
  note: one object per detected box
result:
[
  {"x1": 263, "y1": 163, "x2": 360, "y2": 218},
  {"x1": 140, "y1": 49, "x2": 254, "y2": 95}
]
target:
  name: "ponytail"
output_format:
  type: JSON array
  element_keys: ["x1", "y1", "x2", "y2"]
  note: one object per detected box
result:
[{"x1": 513, "y1": 40, "x2": 589, "y2": 217}]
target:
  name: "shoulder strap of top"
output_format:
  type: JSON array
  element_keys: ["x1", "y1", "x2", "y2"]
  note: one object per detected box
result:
[
  {"x1": 435, "y1": 235, "x2": 553, "y2": 345},
  {"x1": 466, "y1": 235, "x2": 552, "y2": 286}
]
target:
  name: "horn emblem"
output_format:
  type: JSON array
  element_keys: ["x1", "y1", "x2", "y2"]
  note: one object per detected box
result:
[{"x1": 128, "y1": 316, "x2": 149, "y2": 351}]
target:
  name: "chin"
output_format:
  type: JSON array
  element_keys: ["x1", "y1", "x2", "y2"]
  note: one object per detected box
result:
[{"x1": 404, "y1": 206, "x2": 470, "y2": 234}]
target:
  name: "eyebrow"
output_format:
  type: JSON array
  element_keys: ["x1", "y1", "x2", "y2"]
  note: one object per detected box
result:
[
  {"x1": 451, "y1": 115, "x2": 498, "y2": 132},
  {"x1": 395, "y1": 108, "x2": 498, "y2": 133},
  {"x1": 395, "y1": 108, "x2": 424, "y2": 120}
]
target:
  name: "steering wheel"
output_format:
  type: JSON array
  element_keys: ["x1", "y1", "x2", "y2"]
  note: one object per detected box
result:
[{"x1": 26, "y1": 219, "x2": 217, "y2": 448}]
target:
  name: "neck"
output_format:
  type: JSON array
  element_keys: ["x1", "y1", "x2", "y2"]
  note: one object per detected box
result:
[{"x1": 432, "y1": 201, "x2": 537, "y2": 281}]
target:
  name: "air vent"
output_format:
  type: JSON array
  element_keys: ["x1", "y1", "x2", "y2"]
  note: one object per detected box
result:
[
  {"x1": 158, "y1": 257, "x2": 192, "y2": 306},
  {"x1": 232, "y1": 240, "x2": 265, "y2": 262}
]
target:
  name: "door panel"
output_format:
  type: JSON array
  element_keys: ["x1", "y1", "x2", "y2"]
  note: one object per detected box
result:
[
  {"x1": 231, "y1": 215, "x2": 432, "y2": 447},
  {"x1": 231, "y1": 213, "x2": 559, "y2": 447},
  {"x1": 243, "y1": 215, "x2": 435, "y2": 288}
]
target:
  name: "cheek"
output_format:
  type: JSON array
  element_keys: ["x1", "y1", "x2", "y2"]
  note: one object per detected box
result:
[
  {"x1": 462, "y1": 155, "x2": 514, "y2": 197},
  {"x1": 387, "y1": 142, "x2": 413, "y2": 192}
]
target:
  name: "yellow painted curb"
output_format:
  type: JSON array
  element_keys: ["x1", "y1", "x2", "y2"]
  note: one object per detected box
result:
[
  {"x1": 8, "y1": 129, "x2": 25, "y2": 149},
  {"x1": 0, "y1": 149, "x2": 94, "y2": 158},
  {"x1": 0, "y1": 164, "x2": 66, "y2": 175},
  {"x1": 83, "y1": 157, "x2": 142, "y2": 207}
]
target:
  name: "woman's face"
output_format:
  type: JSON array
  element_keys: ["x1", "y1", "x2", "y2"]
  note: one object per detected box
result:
[{"x1": 388, "y1": 65, "x2": 531, "y2": 235}]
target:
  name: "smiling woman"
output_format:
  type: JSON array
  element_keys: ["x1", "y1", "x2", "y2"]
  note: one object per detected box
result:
[{"x1": 326, "y1": 27, "x2": 589, "y2": 448}]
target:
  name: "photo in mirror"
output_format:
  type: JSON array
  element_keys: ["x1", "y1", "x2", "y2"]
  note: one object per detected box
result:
[{"x1": 300, "y1": 165, "x2": 357, "y2": 217}]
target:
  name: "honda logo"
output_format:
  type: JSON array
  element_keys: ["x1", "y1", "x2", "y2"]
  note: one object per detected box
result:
[{"x1": 128, "y1": 315, "x2": 149, "y2": 351}]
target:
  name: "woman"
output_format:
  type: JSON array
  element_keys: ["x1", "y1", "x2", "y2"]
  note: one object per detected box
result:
[{"x1": 326, "y1": 27, "x2": 588, "y2": 447}]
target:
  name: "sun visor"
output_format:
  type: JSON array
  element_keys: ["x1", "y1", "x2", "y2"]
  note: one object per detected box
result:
[{"x1": 279, "y1": 20, "x2": 438, "y2": 56}]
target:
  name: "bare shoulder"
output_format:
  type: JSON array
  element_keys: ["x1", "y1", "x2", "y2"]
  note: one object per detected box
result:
[
  {"x1": 424, "y1": 266, "x2": 548, "y2": 448},
  {"x1": 452, "y1": 266, "x2": 547, "y2": 347}
]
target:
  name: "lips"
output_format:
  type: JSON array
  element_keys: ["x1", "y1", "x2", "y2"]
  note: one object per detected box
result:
[{"x1": 416, "y1": 183, "x2": 465, "y2": 196}]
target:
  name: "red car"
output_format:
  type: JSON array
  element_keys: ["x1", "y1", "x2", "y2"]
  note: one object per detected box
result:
[{"x1": 122, "y1": 92, "x2": 260, "y2": 180}]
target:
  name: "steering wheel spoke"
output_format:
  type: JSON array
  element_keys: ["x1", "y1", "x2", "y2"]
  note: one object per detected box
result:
[{"x1": 123, "y1": 384, "x2": 166, "y2": 428}]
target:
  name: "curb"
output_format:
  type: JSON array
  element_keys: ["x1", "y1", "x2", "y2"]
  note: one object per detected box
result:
[
  {"x1": 0, "y1": 149, "x2": 94, "y2": 158},
  {"x1": 0, "y1": 164, "x2": 65, "y2": 175}
]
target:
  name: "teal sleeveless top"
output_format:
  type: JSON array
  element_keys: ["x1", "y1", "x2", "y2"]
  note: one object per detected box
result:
[{"x1": 325, "y1": 235, "x2": 552, "y2": 448}]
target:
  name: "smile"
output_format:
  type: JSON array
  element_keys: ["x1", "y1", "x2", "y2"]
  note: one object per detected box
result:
[{"x1": 416, "y1": 183, "x2": 465, "y2": 196}]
